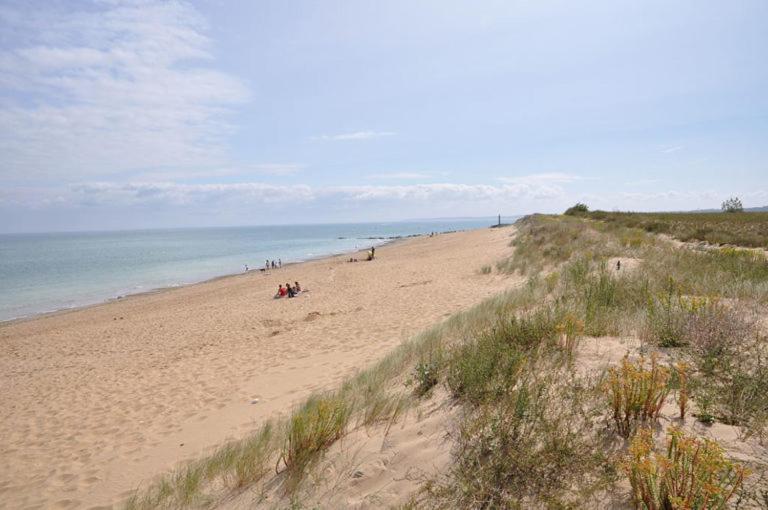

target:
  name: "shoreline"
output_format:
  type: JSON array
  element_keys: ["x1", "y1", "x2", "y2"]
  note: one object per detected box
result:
[
  {"x1": 0, "y1": 230, "x2": 450, "y2": 328},
  {"x1": 0, "y1": 225, "x2": 515, "y2": 509}
]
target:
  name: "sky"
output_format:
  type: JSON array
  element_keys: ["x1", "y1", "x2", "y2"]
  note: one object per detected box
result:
[{"x1": 1, "y1": 0, "x2": 767, "y2": 233}]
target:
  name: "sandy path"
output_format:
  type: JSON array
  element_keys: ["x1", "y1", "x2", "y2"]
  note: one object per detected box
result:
[{"x1": 0, "y1": 226, "x2": 516, "y2": 509}]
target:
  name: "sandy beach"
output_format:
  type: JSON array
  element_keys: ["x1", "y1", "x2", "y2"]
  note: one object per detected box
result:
[{"x1": 0, "y1": 226, "x2": 516, "y2": 510}]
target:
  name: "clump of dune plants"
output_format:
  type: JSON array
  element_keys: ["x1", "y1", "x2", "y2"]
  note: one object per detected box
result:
[
  {"x1": 411, "y1": 356, "x2": 441, "y2": 396},
  {"x1": 605, "y1": 354, "x2": 671, "y2": 438},
  {"x1": 445, "y1": 310, "x2": 561, "y2": 404},
  {"x1": 623, "y1": 427, "x2": 749, "y2": 510},
  {"x1": 278, "y1": 394, "x2": 351, "y2": 478},
  {"x1": 425, "y1": 335, "x2": 609, "y2": 508},
  {"x1": 643, "y1": 281, "x2": 724, "y2": 348},
  {"x1": 556, "y1": 311, "x2": 584, "y2": 360}
]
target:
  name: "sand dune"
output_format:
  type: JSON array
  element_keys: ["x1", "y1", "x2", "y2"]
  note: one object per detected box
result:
[{"x1": 0, "y1": 226, "x2": 516, "y2": 509}]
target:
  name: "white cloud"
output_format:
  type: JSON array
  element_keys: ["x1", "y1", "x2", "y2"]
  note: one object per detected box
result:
[
  {"x1": 660, "y1": 145, "x2": 683, "y2": 154},
  {"x1": 367, "y1": 172, "x2": 433, "y2": 180},
  {"x1": 5, "y1": 179, "x2": 567, "y2": 209},
  {"x1": 0, "y1": 0, "x2": 247, "y2": 180},
  {"x1": 311, "y1": 131, "x2": 395, "y2": 141}
]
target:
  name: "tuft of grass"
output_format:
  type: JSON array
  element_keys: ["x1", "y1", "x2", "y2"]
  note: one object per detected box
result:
[
  {"x1": 479, "y1": 264, "x2": 492, "y2": 274},
  {"x1": 279, "y1": 394, "x2": 351, "y2": 477},
  {"x1": 624, "y1": 427, "x2": 749, "y2": 510},
  {"x1": 605, "y1": 354, "x2": 671, "y2": 438}
]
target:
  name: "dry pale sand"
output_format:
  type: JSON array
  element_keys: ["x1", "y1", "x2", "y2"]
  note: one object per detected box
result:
[{"x1": 0, "y1": 226, "x2": 517, "y2": 510}]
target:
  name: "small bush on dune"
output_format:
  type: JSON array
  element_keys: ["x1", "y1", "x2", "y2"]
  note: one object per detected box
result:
[
  {"x1": 565, "y1": 202, "x2": 590, "y2": 215},
  {"x1": 430, "y1": 367, "x2": 606, "y2": 508},
  {"x1": 556, "y1": 312, "x2": 584, "y2": 360},
  {"x1": 643, "y1": 279, "x2": 725, "y2": 348},
  {"x1": 685, "y1": 302, "x2": 751, "y2": 375},
  {"x1": 605, "y1": 354, "x2": 671, "y2": 438},
  {"x1": 624, "y1": 427, "x2": 748, "y2": 510},
  {"x1": 446, "y1": 312, "x2": 560, "y2": 404},
  {"x1": 643, "y1": 278, "x2": 689, "y2": 347},
  {"x1": 411, "y1": 356, "x2": 440, "y2": 396}
]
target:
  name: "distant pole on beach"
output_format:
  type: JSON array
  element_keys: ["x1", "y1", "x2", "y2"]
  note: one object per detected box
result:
[{"x1": 498, "y1": 214, "x2": 501, "y2": 226}]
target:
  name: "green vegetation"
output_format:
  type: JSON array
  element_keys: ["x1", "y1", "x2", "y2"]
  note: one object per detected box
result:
[
  {"x1": 722, "y1": 196, "x2": 744, "y2": 213},
  {"x1": 624, "y1": 427, "x2": 748, "y2": 510},
  {"x1": 126, "y1": 212, "x2": 767, "y2": 509},
  {"x1": 583, "y1": 210, "x2": 768, "y2": 248},
  {"x1": 279, "y1": 394, "x2": 351, "y2": 482},
  {"x1": 564, "y1": 202, "x2": 589, "y2": 215},
  {"x1": 605, "y1": 354, "x2": 670, "y2": 438}
]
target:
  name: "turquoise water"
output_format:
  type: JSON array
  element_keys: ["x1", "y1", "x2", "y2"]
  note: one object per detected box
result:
[{"x1": 0, "y1": 218, "x2": 512, "y2": 322}]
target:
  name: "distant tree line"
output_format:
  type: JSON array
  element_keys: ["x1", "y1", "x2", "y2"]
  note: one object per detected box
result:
[{"x1": 563, "y1": 197, "x2": 745, "y2": 215}]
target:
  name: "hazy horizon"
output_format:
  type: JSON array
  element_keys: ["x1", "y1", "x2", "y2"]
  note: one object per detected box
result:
[
  {"x1": 2, "y1": 1, "x2": 767, "y2": 233},
  {"x1": 0, "y1": 214, "x2": 522, "y2": 235}
]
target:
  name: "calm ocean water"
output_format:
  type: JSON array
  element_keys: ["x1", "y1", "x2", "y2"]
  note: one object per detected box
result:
[{"x1": 0, "y1": 218, "x2": 514, "y2": 322}]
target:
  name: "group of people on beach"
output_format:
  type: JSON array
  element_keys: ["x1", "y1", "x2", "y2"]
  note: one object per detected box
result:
[
  {"x1": 275, "y1": 281, "x2": 302, "y2": 299},
  {"x1": 244, "y1": 258, "x2": 283, "y2": 273}
]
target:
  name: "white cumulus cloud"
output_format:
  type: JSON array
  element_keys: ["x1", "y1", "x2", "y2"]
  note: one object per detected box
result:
[{"x1": 0, "y1": 0, "x2": 248, "y2": 181}]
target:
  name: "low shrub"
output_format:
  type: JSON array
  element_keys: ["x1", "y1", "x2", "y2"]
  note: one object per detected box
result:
[
  {"x1": 623, "y1": 427, "x2": 748, "y2": 510},
  {"x1": 605, "y1": 354, "x2": 670, "y2": 437},
  {"x1": 445, "y1": 312, "x2": 560, "y2": 404},
  {"x1": 565, "y1": 202, "x2": 589, "y2": 215},
  {"x1": 644, "y1": 279, "x2": 723, "y2": 348},
  {"x1": 556, "y1": 312, "x2": 584, "y2": 360},
  {"x1": 429, "y1": 367, "x2": 606, "y2": 508},
  {"x1": 412, "y1": 357, "x2": 440, "y2": 396}
]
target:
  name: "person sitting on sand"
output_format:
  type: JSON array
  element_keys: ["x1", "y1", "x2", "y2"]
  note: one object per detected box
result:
[
  {"x1": 294, "y1": 281, "x2": 301, "y2": 293},
  {"x1": 276, "y1": 284, "x2": 287, "y2": 298},
  {"x1": 287, "y1": 283, "x2": 295, "y2": 298}
]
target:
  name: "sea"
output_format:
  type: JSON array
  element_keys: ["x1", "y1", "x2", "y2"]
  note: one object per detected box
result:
[{"x1": 0, "y1": 218, "x2": 516, "y2": 322}]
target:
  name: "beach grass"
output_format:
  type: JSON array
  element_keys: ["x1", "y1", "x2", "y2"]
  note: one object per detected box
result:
[{"x1": 125, "y1": 213, "x2": 766, "y2": 508}]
